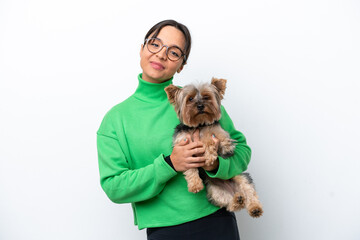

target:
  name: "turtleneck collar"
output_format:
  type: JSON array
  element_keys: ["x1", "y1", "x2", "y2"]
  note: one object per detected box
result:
[{"x1": 133, "y1": 74, "x2": 174, "y2": 103}]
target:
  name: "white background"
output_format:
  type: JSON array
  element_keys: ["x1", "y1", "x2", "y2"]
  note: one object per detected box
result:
[{"x1": 1, "y1": 0, "x2": 359, "y2": 239}]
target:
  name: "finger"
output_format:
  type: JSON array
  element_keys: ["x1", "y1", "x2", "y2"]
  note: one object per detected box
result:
[
  {"x1": 186, "y1": 133, "x2": 192, "y2": 143},
  {"x1": 177, "y1": 137, "x2": 189, "y2": 146},
  {"x1": 212, "y1": 134, "x2": 219, "y2": 144},
  {"x1": 185, "y1": 141, "x2": 204, "y2": 150},
  {"x1": 186, "y1": 163, "x2": 206, "y2": 169},
  {"x1": 189, "y1": 147, "x2": 205, "y2": 156},
  {"x1": 193, "y1": 129, "x2": 200, "y2": 142},
  {"x1": 186, "y1": 156, "x2": 206, "y2": 164}
]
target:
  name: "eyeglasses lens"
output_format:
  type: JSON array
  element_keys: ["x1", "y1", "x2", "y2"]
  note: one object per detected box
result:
[{"x1": 146, "y1": 38, "x2": 183, "y2": 61}]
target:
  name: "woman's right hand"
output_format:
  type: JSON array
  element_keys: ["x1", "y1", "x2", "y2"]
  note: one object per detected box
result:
[{"x1": 170, "y1": 131, "x2": 206, "y2": 172}]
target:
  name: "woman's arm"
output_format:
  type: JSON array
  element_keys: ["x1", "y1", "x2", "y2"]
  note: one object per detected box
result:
[
  {"x1": 97, "y1": 132, "x2": 177, "y2": 204},
  {"x1": 205, "y1": 106, "x2": 252, "y2": 179}
]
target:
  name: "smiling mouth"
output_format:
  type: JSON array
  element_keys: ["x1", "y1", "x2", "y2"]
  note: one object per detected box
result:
[{"x1": 151, "y1": 62, "x2": 164, "y2": 70}]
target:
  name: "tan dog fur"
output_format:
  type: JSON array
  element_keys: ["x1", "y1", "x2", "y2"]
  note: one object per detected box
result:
[{"x1": 165, "y1": 78, "x2": 263, "y2": 217}]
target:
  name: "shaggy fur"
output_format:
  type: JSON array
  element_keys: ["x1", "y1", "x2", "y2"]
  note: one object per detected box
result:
[{"x1": 165, "y1": 78, "x2": 263, "y2": 217}]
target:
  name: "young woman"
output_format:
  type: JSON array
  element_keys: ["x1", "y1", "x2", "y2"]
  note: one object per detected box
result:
[{"x1": 97, "y1": 19, "x2": 251, "y2": 240}]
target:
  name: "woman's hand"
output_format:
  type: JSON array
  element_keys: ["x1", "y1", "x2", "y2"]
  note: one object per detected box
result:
[
  {"x1": 170, "y1": 130, "x2": 220, "y2": 172},
  {"x1": 170, "y1": 131, "x2": 206, "y2": 172}
]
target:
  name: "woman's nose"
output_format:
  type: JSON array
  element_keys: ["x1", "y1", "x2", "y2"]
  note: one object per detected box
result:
[{"x1": 156, "y1": 46, "x2": 167, "y2": 60}]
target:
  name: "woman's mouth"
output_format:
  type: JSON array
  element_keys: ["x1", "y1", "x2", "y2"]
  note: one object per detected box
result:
[{"x1": 150, "y1": 62, "x2": 165, "y2": 70}]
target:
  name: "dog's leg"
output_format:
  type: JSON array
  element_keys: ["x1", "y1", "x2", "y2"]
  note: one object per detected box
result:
[
  {"x1": 203, "y1": 142, "x2": 218, "y2": 166},
  {"x1": 226, "y1": 176, "x2": 246, "y2": 211},
  {"x1": 205, "y1": 178, "x2": 245, "y2": 212},
  {"x1": 206, "y1": 181, "x2": 234, "y2": 210},
  {"x1": 200, "y1": 127, "x2": 220, "y2": 166},
  {"x1": 174, "y1": 131, "x2": 204, "y2": 193},
  {"x1": 233, "y1": 173, "x2": 263, "y2": 217},
  {"x1": 218, "y1": 137, "x2": 236, "y2": 158},
  {"x1": 184, "y1": 168, "x2": 204, "y2": 193},
  {"x1": 209, "y1": 125, "x2": 236, "y2": 158}
]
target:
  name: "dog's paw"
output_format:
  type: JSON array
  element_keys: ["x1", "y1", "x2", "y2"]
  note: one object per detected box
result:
[
  {"x1": 237, "y1": 195, "x2": 245, "y2": 208},
  {"x1": 226, "y1": 193, "x2": 246, "y2": 212},
  {"x1": 187, "y1": 177, "x2": 204, "y2": 193},
  {"x1": 219, "y1": 139, "x2": 236, "y2": 158},
  {"x1": 248, "y1": 204, "x2": 263, "y2": 218},
  {"x1": 188, "y1": 182, "x2": 204, "y2": 193},
  {"x1": 204, "y1": 151, "x2": 218, "y2": 166}
]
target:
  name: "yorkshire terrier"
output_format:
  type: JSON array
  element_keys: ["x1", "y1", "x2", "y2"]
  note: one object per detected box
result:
[{"x1": 165, "y1": 78, "x2": 263, "y2": 217}]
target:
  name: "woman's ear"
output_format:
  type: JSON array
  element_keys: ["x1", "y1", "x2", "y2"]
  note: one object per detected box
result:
[
  {"x1": 177, "y1": 64, "x2": 184, "y2": 73},
  {"x1": 139, "y1": 44, "x2": 144, "y2": 57}
]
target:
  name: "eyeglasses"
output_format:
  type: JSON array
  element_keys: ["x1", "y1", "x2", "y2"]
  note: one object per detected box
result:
[{"x1": 144, "y1": 38, "x2": 186, "y2": 62}]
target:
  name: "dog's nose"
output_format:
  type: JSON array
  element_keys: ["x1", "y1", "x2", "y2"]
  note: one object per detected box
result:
[{"x1": 197, "y1": 104, "x2": 204, "y2": 111}]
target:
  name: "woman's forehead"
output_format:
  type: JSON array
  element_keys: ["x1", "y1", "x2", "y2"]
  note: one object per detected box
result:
[{"x1": 150, "y1": 26, "x2": 186, "y2": 49}]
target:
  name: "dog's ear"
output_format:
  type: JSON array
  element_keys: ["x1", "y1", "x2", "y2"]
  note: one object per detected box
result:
[
  {"x1": 164, "y1": 85, "x2": 181, "y2": 105},
  {"x1": 211, "y1": 78, "x2": 227, "y2": 99}
]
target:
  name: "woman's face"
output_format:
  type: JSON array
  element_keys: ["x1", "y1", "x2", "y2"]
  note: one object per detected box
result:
[{"x1": 140, "y1": 26, "x2": 186, "y2": 83}]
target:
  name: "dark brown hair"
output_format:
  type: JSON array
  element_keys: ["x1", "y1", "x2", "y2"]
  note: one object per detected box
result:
[{"x1": 143, "y1": 19, "x2": 191, "y2": 65}]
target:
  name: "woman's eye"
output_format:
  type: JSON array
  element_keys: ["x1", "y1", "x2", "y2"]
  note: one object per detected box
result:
[
  {"x1": 170, "y1": 51, "x2": 180, "y2": 57},
  {"x1": 151, "y1": 43, "x2": 159, "y2": 48}
]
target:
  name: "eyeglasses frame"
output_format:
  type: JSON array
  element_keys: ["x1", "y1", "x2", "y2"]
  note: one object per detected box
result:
[{"x1": 144, "y1": 38, "x2": 187, "y2": 63}]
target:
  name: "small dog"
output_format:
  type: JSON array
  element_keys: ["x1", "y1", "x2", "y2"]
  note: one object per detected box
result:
[{"x1": 165, "y1": 78, "x2": 263, "y2": 217}]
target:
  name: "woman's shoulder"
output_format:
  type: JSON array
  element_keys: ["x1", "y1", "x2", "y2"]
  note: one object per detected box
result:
[
  {"x1": 105, "y1": 95, "x2": 138, "y2": 115},
  {"x1": 97, "y1": 98, "x2": 133, "y2": 136}
]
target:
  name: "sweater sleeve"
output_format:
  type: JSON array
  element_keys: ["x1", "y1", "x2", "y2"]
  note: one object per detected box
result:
[
  {"x1": 97, "y1": 114, "x2": 177, "y2": 204},
  {"x1": 205, "y1": 106, "x2": 251, "y2": 179}
]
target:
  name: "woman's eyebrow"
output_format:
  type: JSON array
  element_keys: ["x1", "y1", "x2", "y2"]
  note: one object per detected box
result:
[{"x1": 157, "y1": 37, "x2": 183, "y2": 49}]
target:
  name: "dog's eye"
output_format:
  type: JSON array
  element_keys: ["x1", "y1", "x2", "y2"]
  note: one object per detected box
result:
[
  {"x1": 203, "y1": 96, "x2": 210, "y2": 100},
  {"x1": 188, "y1": 97, "x2": 193, "y2": 102}
]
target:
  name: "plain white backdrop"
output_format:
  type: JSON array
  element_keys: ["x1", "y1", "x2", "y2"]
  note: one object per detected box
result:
[{"x1": 1, "y1": 0, "x2": 359, "y2": 239}]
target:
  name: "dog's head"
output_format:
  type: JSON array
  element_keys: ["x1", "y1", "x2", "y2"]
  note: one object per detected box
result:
[{"x1": 165, "y1": 78, "x2": 227, "y2": 127}]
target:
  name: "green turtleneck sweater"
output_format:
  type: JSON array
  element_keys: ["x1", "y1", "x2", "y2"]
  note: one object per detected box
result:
[{"x1": 97, "y1": 74, "x2": 251, "y2": 229}]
